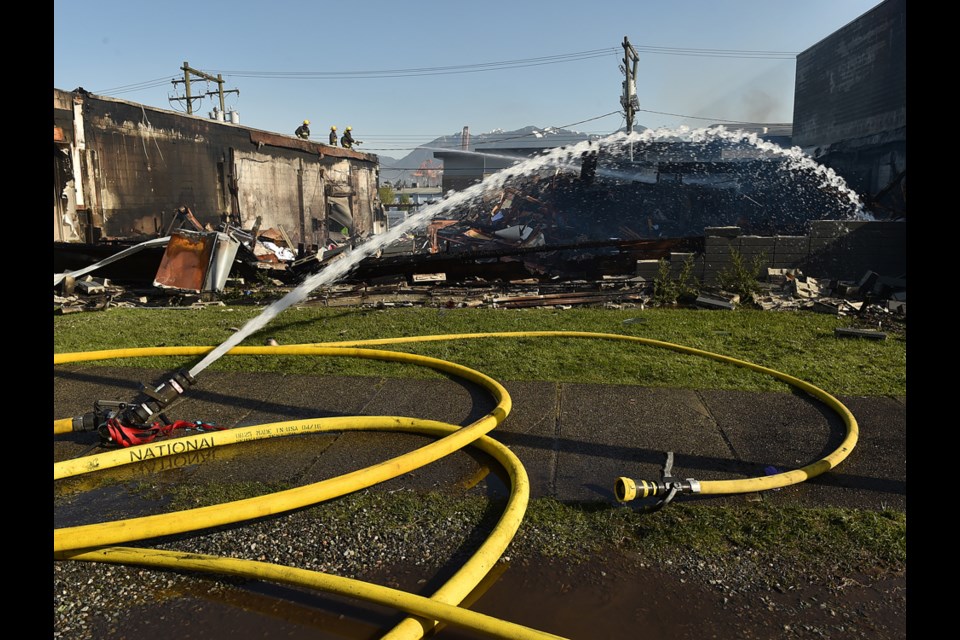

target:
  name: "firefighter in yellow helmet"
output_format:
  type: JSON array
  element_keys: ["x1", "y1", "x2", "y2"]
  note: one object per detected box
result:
[
  {"x1": 340, "y1": 125, "x2": 356, "y2": 149},
  {"x1": 295, "y1": 119, "x2": 311, "y2": 139},
  {"x1": 329, "y1": 125, "x2": 338, "y2": 145}
]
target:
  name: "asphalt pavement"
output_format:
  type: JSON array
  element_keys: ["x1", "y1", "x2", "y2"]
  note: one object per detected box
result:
[{"x1": 53, "y1": 365, "x2": 906, "y2": 512}]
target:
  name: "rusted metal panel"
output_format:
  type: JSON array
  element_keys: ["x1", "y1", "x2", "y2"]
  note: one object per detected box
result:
[
  {"x1": 53, "y1": 126, "x2": 65, "y2": 142},
  {"x1": 154, "y1": 231, "x2": 216, "y2": 291},
  {"x1": 153, "y1": 230, "x2": 241, "y2": 292}
]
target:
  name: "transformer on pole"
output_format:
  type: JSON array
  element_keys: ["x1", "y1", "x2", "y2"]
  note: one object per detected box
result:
[{"x1": 620, "y1": 37, "x2": 640, "y2": 134}]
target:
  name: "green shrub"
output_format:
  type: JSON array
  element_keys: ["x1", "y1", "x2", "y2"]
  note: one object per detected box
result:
[
  {"x1": 716, "y1": 247, "x2": 767, "y2": 303},
  {"x1": 652, "y1": 255, "x2": 700, "y2": 306},
  {"x1": 652, "y1": 258, "x2": 678, "y2": 306}
]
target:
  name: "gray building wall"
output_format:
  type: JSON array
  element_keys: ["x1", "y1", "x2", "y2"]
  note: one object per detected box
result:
[
  {"x1": 435, "y1": 149, "x2": 525, "y2": 193},
  {"x1": 53, "y1": 89, "x2": 381, "y2": 250},
  {"x1": 791, "y1": 0, "x2": 905, "y2": 204}
]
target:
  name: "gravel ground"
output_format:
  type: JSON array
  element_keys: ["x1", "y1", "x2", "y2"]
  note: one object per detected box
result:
[{"x1": 53, "y1": 489, "x2": 906, "y2": 640}]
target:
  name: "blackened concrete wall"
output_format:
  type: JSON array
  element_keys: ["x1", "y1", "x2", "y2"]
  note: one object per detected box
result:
[{"x1": 791, "y1": 0, "x2": 905, "y2": 204}]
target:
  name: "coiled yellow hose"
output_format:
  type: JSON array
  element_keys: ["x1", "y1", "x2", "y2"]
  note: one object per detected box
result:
[{"x1": 54, "y1": 331, "x2": 859, "y2": 639}]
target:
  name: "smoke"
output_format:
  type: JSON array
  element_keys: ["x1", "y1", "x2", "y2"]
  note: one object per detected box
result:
[{"x1": 741, "y1": 89, "x2": 780, "y2": 124}]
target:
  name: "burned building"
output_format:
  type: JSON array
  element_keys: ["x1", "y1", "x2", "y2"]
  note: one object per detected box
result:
[
  {"x1": 53, "y1": 88, "x2": 383, "y2": 253},
  {"x1": 792, "y1": 0, "x2": 906, "y2": 217}
]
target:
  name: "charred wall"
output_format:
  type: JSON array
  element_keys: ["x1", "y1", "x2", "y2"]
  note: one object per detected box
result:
[
  {"x1": 791, "y1": 0, "x2": 905, "y2": 208},
  {"x1": 53, "y1": 89, "x2": 381, "y2": 251}
]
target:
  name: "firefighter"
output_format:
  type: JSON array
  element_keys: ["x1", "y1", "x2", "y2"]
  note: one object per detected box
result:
[
  {"x1": 329, "y1": 125, "x2": 338, "y2": 145},
  {"x1": 295, "y1": 120, "x2": 311, "y2": 139},
  {"x1": 340, "y1": 126, "x2": 356, "y2": 149}
]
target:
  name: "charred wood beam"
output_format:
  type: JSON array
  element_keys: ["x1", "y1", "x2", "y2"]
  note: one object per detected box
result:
[
  {"x1": 361, "y1": 236, "x2": 703, "y2": 270},
  {"x1": 497, "y1": 292, "x2": 646, "y2": 308}
]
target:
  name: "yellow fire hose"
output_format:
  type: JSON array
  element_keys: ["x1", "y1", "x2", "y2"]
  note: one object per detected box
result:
[{"x1": 54, "y1": 331, "x2": 859, "y2": 639}]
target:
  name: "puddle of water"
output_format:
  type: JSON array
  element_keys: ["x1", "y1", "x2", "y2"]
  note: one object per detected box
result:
[
  {"x1": 84, "y1": 551, "x2": 907, "y2": 640},
  {"x1": 89, "y1": 554, "x2": 733, "y2": 640}
]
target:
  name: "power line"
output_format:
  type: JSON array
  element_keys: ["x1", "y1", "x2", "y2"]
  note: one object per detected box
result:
[
  {"x1": 89, "y1": 42, "x2": 798, "y2": 99},
  {"x1": 474, "y1": 111, "x2": 623, "y2": 147},
  {"x1": 93, "y1": 77, "x2": 173, "y2": 95},
  {"x1": 634, "y1": 45, "x2": 797, "y2": 59},
  {"x1": 84, "y1": 42, "x2": 797, "y2": 149},
  {"x1": 359, "y1": 112, "x2": 624, "y2": 152},
  {"x1": 201, "y1": 43, "x2": 795, "y2": 81},
  {"x1": 209, "y1": 49, "x2": 618, "y2": 80},
  {"x1": 362, "y1": 105, "x2": 792, "y2": 152},
  {"x1": 635, "y1": 108, "x2": 792, "y2": 126}
]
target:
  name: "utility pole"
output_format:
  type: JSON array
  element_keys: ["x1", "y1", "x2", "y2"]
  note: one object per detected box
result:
[
  {"x1": 620, "y1": 37, "x2": 640, "y2": 134},
  {"x1": 171, "y1": 61, "x2": 239, "y2": 115}
]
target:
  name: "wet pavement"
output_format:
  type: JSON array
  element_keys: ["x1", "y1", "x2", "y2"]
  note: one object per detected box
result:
[{"x1": 54, "y1": 365, "x2": 906, "y2": 512}]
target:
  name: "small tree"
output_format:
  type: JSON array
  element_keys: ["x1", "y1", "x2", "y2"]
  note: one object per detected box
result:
[
  {"x1": 399, "y1": 193, "x2": 412, "y2": 205},
  {"x1": 378, "y1": 185, "x2": 396, "y2": 205},
  {"x1": 675, "y1": 255, "x2": 700, "y2": 302}
]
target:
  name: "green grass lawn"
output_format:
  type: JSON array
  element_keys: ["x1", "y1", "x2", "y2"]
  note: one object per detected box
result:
[{"x1": 54, "y1": 305, "x2": 905, "y2": 397}]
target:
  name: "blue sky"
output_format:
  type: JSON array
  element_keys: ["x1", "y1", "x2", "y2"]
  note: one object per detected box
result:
[{"x1": 54, "y1": 0, "x2": 883, "y2": 157}]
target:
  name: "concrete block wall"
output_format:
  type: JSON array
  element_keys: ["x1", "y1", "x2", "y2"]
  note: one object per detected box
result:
[
  {"x1": 639, "y1": 220, "x2": 905, "y2": 285},
  {"x1": 635, "y1": 259, "x2": 661, "y2": 280},
  {"x1": 701, "y1": 234, "x2": 738, "y2": 284},
  {"x1": 635, "y1": 254, "x2": 705, "y2": 282},
  {"x1": 771, "y1": 236, "x2": 810, "y2": 268}
]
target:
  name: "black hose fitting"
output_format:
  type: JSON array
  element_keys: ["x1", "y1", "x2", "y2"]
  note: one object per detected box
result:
[
  {"x1": 71, "y1": 370, "x2": 196, "y2": 432},
  {"x1": 126, "y1": 370, "x2": 196, "y2": 425}
]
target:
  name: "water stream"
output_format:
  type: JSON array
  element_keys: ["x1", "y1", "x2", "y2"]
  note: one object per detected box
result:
[{"x1": 188, "y1": 126, "x2": 866, "y2": 379}]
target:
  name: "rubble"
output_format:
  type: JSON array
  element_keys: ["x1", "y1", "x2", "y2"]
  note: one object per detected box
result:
[
  {"x1": 53, "y1": 197, "x2": 904, "y2": 334},
  {"x1": 52, "y1": 262, "x2": 907, "y2": 336},
  {"x1": 834, "y1": 327, "x2": 887, "y2": 340},
  {"x1": 694, "y1": 294, "x2": 737, "y2": 310},
  {"x1": 75, "y1": 276, "x2": 108, "y2": 295}
]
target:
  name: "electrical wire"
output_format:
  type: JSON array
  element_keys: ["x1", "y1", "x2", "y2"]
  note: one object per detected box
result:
[
  {"x1": 80, "y1": 41, "x2": 796, "y2": 155},
  {"x1": 92, "y1": 77, "x2": 175, "y2": 95},
  {"x1": 633, "y1": 45, "x2": 797, "y2": 59},
  {"x1": 209, "y1": 49, "x2": 619, "y2": 80},
  {"x1": 636, "y1": 108, "x2": 793, "y2": 127},
  {"x1": 88, "y1": 43, "x2": 799, "y2": 98}
]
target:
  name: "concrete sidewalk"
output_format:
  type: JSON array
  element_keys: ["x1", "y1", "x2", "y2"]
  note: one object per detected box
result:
[{"x1": 53, "y1": 366, "x2": 906, "y2": 512}]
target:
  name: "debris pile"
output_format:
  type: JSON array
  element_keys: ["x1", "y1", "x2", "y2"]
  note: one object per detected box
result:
[{"x1": 755, "y1": 268, "x2": 906, "y2": 319}]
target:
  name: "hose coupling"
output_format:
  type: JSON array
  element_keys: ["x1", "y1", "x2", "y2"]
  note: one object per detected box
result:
[
  {"x1": 123, "y1": 369, "x2": 196, "y2": 425},
  {"x1": 614, "y1": 451, "x2": 701, "y2": 506},
  {"x1": 614, "y1": 476, "x2": 701, "y2": 503}
]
